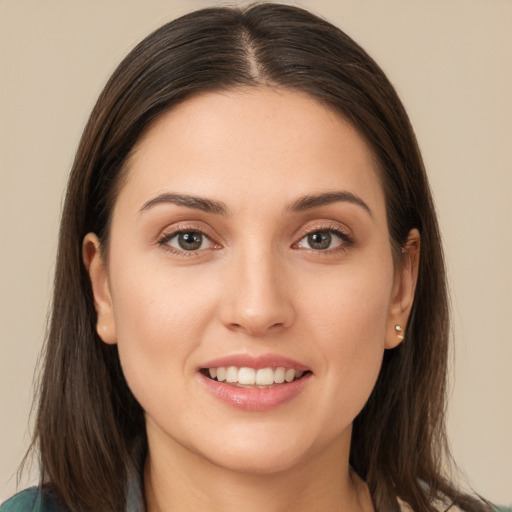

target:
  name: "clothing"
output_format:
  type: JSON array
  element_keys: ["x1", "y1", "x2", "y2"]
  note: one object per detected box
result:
[
  {"x1": 0, "y1": 487, "x2": 64, "y2": 512},
  {"x1": 1, "y1": 485, "x2": 499, "y2": 512},
  {"x1": 0, "y1": 468, "x2": 144, "y2": 512},
  {"x1": 0, "y1": 484, "x2": 144, "y2": 512}
]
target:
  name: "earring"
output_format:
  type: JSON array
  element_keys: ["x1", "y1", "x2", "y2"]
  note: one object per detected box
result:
[{"x1": 394, "y1": 324, "x2": 404, "y2": 341}]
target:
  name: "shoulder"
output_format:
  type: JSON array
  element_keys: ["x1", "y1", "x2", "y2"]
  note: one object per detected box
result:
[
  {"x1": 1, "y1": 488, "x2": 40, "y2": 512},
  {"x1": 1, "y1": 487, "x2": 69, "y2": 512}
]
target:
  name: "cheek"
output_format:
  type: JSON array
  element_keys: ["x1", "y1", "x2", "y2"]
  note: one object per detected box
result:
[
  {"x1": 108, "y1": 259, "x2": 218, "y2": 403},
  {"x1": 301, "y1": 258, "x2": 393, "y2": 346},
  {"x1": 299, "y1": 261, "x2": 393, "y2": 420}
]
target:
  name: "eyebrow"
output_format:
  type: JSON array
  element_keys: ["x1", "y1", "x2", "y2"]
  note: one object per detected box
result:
[
  {"x1": 139, "y1": 190, "x2": 372, "y2": 217},
  {"x1": 139, "y1": 193, "x2": 229, "y2": 215},
  {"x1": 286, "y1": 191, "x2": 373, "y2": 217}
]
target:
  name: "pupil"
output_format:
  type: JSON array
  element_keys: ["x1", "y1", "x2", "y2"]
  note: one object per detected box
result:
[
  {"x1": 178, "y1": 232, "x2": 202, "y2": 250},
  {"x1": 308, "y1": 231, "x2": 331, "y2": 250}
]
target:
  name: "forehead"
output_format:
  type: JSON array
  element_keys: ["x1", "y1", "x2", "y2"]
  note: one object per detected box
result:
[{"x1": 117, "y1": 87, "x2": 385, "y2": 219}]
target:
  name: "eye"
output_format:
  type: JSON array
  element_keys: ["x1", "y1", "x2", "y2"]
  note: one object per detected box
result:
[
  {"x1": 160, "y1": 230, "x2": 214, "y2": 252},
  {"x1": 296, "y1": 229, "x2": 347, "y2": 251}
]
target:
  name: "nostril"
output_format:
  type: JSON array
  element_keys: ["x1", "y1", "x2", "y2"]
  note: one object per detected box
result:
[{"x1": 228, "y1": 321, "x2": 286, "y2": 337}]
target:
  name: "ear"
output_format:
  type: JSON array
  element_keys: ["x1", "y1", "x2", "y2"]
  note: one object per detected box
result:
[
  {"x1": 385, "y1": 229, "x2": 420, "y2": 349},
  {"x1": 82, "y1": 233, "x2": 117, "y2": 344}
]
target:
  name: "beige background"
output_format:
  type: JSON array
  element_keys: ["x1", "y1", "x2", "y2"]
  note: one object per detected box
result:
[{"x1": 1, "y1": 0, "x2": 511, "y2": 505}]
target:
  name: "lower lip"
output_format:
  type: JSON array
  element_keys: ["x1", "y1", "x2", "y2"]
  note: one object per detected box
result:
[{"x1": 199, "y1": 372, "x2": 312, "y2": 411}]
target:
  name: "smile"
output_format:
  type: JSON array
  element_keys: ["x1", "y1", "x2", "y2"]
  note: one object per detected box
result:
[
  {"x1": 202, "y1": 366, "x2": 306, "y2": 388},
  {"x1": 198, "y1": 355, "x2": 312, "y2": 411}
]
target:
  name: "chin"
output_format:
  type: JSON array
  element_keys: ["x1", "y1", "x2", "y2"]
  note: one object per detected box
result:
[
  {"x1": 204, "y1": 443, "x2": 310, "y2": 476},
  {"x1": 189, "y1": 421, "x2": 347, "y2": 477}
]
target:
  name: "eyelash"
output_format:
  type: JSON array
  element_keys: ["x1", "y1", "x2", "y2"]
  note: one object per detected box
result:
[
  {"x1": 294, "y1": 223, "x2": 354, "y2": 253},
  {"x1": 157, "y1": 223, "x2": 354, "y2": 256},
  {"x1": 157, "y1": 225, "x2": 218, "y2": 256}
]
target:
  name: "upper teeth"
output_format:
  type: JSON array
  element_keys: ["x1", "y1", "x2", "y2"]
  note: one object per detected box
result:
[{"x1": 208, "y1": 367, "x2": 304, "y2": 386}]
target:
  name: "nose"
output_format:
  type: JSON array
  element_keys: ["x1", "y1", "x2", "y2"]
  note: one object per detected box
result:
[{"x1": 219, "y1": 246, "x2": 295, "y2": 337}]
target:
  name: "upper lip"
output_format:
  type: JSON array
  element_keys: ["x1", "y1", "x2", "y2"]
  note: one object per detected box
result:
[{"x1": 200, "y1": 353, "x2": 310, "y2": 372}]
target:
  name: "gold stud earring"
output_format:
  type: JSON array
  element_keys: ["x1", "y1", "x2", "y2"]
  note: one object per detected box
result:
[{"x1": 394, "y1": 324, "x2": 404, "y2": 341}]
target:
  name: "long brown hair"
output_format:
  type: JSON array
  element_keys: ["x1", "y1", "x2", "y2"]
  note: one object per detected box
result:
[{"x1": 26, "y1": 4, "x2": 489, "y2": 512}]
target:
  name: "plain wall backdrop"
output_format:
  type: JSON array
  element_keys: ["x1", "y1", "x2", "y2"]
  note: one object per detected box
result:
[{"x1": 1, "y1": 0, "x2": 511, "y2": 505}]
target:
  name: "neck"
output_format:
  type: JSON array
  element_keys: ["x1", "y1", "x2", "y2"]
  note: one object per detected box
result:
[{"x1": 143, "y1": 426, "x2": 374, "y2": 512}]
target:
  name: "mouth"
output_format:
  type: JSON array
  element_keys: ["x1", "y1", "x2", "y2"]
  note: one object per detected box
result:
[
  {"x1": 200, "y1": 366, "x2": 310, "y2": 389},
  {"x1": 198, "y1": 354, "x2": 313, "y2": 410}
]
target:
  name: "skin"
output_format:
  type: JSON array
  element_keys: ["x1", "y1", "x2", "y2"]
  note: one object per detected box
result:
[{"x1": 84, "y1": 87, "x2": 419, "y2": 512}]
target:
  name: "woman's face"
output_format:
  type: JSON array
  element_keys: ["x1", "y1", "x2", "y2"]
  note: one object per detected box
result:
[{"x1": 85, "y1": 88, "x2": 418, "y2": 475}]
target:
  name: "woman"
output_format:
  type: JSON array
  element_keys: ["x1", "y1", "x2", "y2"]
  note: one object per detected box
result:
[{"x1": 1, "y1": 4, "x2": 495, "y2": 512}]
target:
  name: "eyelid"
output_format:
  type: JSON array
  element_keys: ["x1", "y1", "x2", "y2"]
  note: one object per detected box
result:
[
  {"x1": 156, "y1": 222, "x2": 222, "y2": 255},
  {"x1": 292, "y1": 221, "x2": 354, "y2": 251},
  {"x1": 155, "y1": 220, "x2": 353, "y2": 256},
  {"x1": 294, "y1": 220, "x2": 353, "y2": 239}
]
